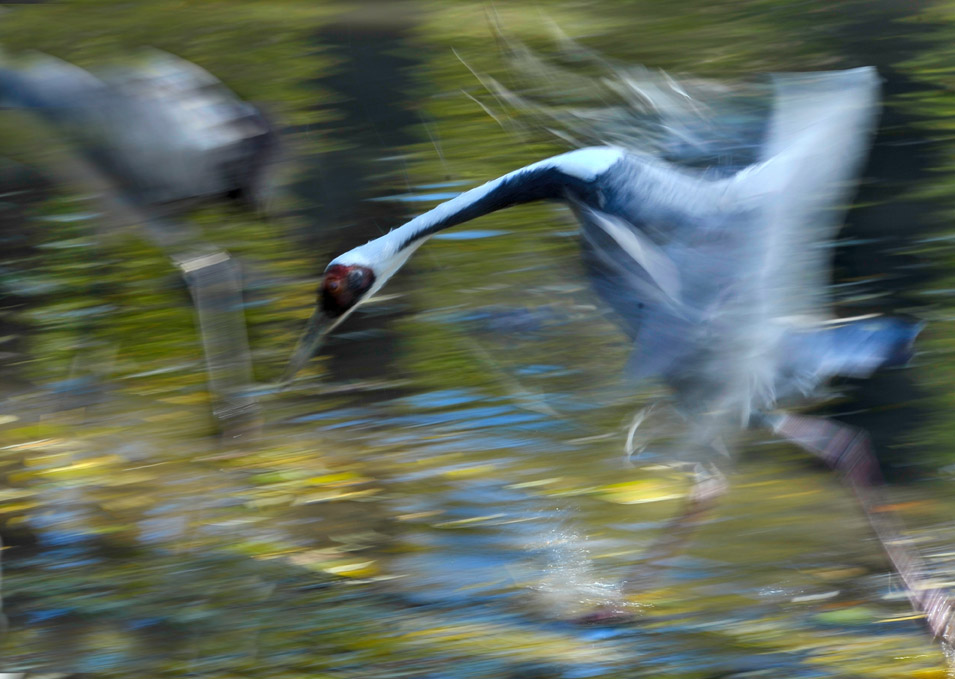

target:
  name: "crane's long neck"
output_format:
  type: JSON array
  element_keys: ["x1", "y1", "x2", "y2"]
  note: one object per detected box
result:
[
  {"x1": 341, "y1": 148, "x2": 622, "y2": 273},
  {"x1": 387, "y1": 164, "x2": 585, "y2": 254},
  {"x1": 285, "y1": 147, "x2": 623, "y2": 380}
]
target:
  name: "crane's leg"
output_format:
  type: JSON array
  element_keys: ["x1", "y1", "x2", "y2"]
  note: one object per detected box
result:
[
  {"x1": 623, "y1": 462, "x2": 729, "y2": 592},
  {"x1": 576, "y1": 462, "x2": 727, "y2": 624},
  {"x1": 771, "y1": 413, "x2": 954, "y2": 643},
  {"x1": 619, "y1": 406, "x2": 730, "y2": 593},
  {"x1": 175, "y1": 249, "x2": 261, "y2": 440}
]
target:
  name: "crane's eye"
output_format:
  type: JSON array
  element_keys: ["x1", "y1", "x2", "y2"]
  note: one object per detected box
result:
[{"x1": 320, "y1": 264, "x2": 376, "y2": 317}]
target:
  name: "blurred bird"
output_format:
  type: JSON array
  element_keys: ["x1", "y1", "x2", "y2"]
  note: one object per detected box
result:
[
  {"x1": 0, "y1": 49, "x2": 276, "y2": 433},
  {"x1": 286, "y1": 67, "x2": 951, "y2": 640},
  {"x1": 0, "y1": 49, "x2": 275, "y2": 210}
]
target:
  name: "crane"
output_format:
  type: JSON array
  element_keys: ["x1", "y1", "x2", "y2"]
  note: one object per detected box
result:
[
  {"x1": 284, "y1": 67, "x2": 951, "y2": 641},
  {"x1": 0, "y1": 49, "x2": 276, "y2": 435}
]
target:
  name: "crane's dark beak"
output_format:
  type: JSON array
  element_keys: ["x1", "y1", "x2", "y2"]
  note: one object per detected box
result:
[{"x1": 280, "y1": 308, "x2": 335, "y2": 385}]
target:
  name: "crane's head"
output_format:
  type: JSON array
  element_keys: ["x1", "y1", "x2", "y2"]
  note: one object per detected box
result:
[
  {"x1": 281, "y1": 261, "x2": 377, "y2": 383},
  {"x1": 282, "y1": 217, "x2": 429, "y2": 383}
]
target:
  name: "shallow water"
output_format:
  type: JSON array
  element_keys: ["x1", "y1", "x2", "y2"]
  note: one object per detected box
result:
[{"x1": 3, "y1": 1, "x2": 955, "y2": 677}]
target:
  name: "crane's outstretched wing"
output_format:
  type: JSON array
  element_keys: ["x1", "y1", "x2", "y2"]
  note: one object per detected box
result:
[
  {"x1": 741, "y1": 67, "x2": 881, "y2": 322},
  {"x1": 776, "y1": 317, "x2": 922, "y2": 399},
  {"x1": 578, "y1": 68, "x2": 880, "y2": 400},
  {"x1": 467, "y1": 29, "x2": 773, "y2": 173}
]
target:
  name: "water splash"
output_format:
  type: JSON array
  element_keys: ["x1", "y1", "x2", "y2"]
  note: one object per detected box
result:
[{"x1": 531, "y1": 519, "x2": 638, "y2": 619}]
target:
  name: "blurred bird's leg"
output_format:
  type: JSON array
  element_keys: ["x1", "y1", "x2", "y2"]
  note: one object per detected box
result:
[
  {"x1": 576, "y1": 461, "x2": 727, "y2": 624},
  {"x1": 623, "y1": 462, "x2": 728, "y2": 594},
  {"x1": 175, "y1": 249, "x2": 261, "y2": 440},
  {"x1": 644, "y1": 463, "x2": 728, "y2": 564},
  {"x1": 772, "y1": 413, "x2": 955, "y2": 644}
]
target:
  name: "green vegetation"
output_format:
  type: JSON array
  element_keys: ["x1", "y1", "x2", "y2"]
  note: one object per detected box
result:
[{"x1": 0, "y1": 1, "x2": 953, "y2": 676}]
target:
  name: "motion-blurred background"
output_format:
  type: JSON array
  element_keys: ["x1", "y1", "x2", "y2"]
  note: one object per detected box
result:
[{"x1": 1, "y1": 1, "x2": 955, "y2": 677}]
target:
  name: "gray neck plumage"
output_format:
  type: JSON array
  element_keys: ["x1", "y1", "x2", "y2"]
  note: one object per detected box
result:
[
  {"x1": 334, "y1": 147, "x2": 625, "y2": 278},
  {"x1": 399, "y1": 164, "x2": 595, "y2": 250}
]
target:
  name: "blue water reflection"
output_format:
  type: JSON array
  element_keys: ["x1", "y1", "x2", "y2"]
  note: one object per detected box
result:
[{"x1": 2, "y1": 1, "x2": 954, "y2": 677}]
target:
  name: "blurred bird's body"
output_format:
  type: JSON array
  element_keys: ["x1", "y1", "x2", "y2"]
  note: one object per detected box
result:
[
  {"x1": 284, "y1": 62, "x2": 955, "y2": 641},
  {"x1": 0, "y1": 50, "x2": 275, "y2": 211},
  {"x1": 290, "y1": 68, "x2": 908, "y2": 442}
]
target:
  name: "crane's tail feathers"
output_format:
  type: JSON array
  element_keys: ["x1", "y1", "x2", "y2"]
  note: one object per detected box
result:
[{"x1": 781, "y1": 317, "x2": 923, "y2": 390}]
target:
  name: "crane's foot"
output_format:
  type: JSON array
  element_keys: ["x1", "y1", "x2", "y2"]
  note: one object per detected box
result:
[{"x1": 573, "y1": 603, "x2": 637, "y2": 626}]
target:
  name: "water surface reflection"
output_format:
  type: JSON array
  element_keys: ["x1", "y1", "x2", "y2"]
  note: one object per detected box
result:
[{"x1": 2, "y1": 1, "x2": 955, "y2": 677}]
